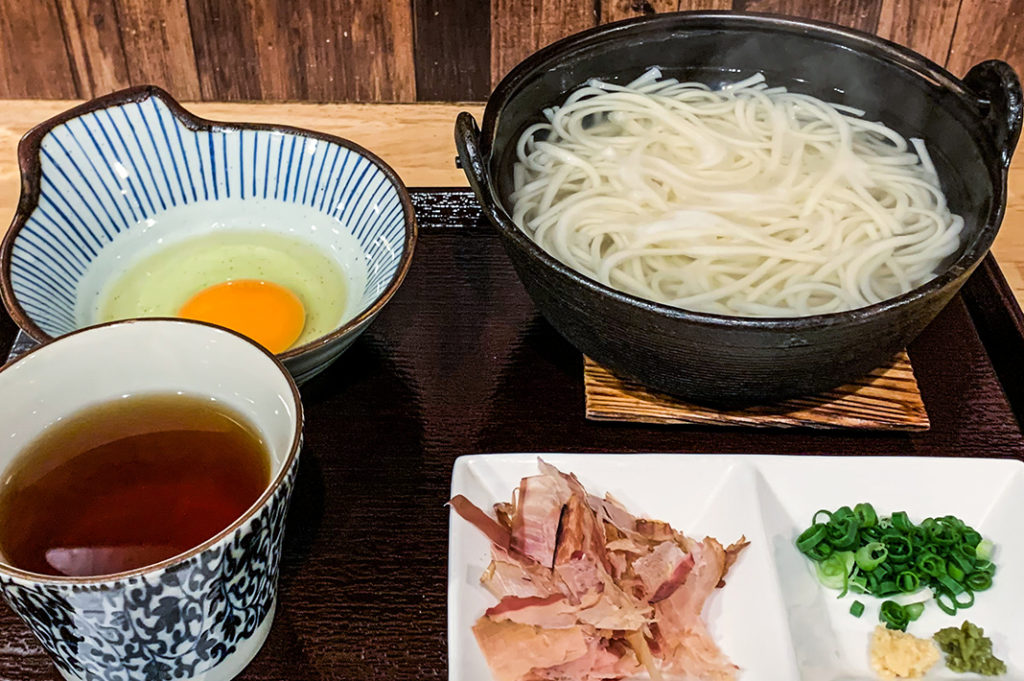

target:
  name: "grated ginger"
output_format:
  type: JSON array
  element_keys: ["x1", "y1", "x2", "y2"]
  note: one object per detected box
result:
[{"x1": 870, "y1": 625, "x2": 940, "y2": 679}]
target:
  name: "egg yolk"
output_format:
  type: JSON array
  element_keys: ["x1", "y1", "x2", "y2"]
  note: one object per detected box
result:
[{"x1": 178, "y1": 280, "x2": 305, "y2": 354}]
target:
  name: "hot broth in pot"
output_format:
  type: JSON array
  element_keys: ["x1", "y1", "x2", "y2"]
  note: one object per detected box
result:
[{"x1": 0, "y1": 394, "x2": 270, "y2": 577}]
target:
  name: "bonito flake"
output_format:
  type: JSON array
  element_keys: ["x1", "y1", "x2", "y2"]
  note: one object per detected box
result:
[{"x1": 450, "y1": 460, "x2": 749, "y2": 681}]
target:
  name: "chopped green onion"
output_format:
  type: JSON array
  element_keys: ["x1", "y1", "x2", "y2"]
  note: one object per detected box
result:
[
  {"x1": 880, "y1": 600, "x2": 909, "y2": 631},
  {"x1": 827, "y1": 514, "x2": 859, "y2": 550},
  {"x1": 848, "y1": 574, "x2": 869, "y2": 594},
  {"x1": 935, "y1": 589, "x2": 958, "y2": 615},
  {"x1": 904, "y1": 602, "x2": 925, "y2": 621},
  {"x1": 916, "y1": 552, "x2": 946, "y2": 578},
  {"x1": 953, "y1": 588, "x2": 975, "y2": 609},
  {"x1": 805, "y1": 542, "x2": 833, "y2": 561},
  {"x1": 815, "y1": 551, "x2": 855, "y2": 591},
  {"x1": 795, "y1": 505, "x2": 997, "y2": 624},
  {"x1": 891, "y1": 511, "x2": 913, "y2": 533},
  {"x1": 936, "y1": 574, "x2": 964, "y2": 595},
  {"x1": 849, "y1": 600, "x2": 865, "y2": 617},
  {"x1": 883, "y1": 535, "x2": 913, "y2": 563},
  {"x1": 929, "y1": 521, "x2": 957, "y2": 545},
  {"x1": 951, "y1": 546, "x2": 975, "y2": 573},
  {"x1": 796, "y1": 523, "x2": 828, "y2": 554},
  {"x1": 875, "y1": 580, "x2": 899, "y2": 597},
  {"x1": 812, "y1": 509, "x2": 832, "y2": 525},
  {"x1": 966, "y1": 571, "x2": 993, "y2": 591},
  {"x1": 855, "y1": 542, "x2": 888, "y2": 571},
  {"x1": 896, "y1": 571, "x2": 920, "y2": 593},
  {"x1": 854, "y1": 503, "x2": 877, "y2": 528}
]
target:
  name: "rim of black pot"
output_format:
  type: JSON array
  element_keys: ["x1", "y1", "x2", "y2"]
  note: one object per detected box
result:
[
  {"x1": 475, "y1": 11, "x2": 1012, "y2": 333},
  {"x1": 0, "y1": 84, "x2": 418, "y2": 358}
]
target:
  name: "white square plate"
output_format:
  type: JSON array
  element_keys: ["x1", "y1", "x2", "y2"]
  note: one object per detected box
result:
[{"x1": 448, "y1": 453, "x2": 1024, "y2": 681}]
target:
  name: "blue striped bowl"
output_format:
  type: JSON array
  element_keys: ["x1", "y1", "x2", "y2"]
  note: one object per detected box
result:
[{"x1": 0, "y1": 86, "x2": 416, "y2": 383}]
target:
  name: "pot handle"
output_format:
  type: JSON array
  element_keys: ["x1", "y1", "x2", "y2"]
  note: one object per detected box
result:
[
  {"x1": 963, "y1": 60, "x2": 1023, "y2": 170},
  {"x1": 455, "y1": 112, "x2": 512, "y2": 228}
]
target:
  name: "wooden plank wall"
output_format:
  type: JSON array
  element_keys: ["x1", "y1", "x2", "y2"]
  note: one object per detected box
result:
[{"x1": 0, "y1": 0, "x2": 1021, "y2": 102}]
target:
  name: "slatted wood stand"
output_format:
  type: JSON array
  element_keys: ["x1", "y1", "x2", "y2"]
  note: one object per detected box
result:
[{"x1": 584, "y1": 351, "x2": 929, "y2": 430}]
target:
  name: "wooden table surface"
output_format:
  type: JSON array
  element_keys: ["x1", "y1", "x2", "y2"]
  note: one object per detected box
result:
[{"x1": 1, "y1": 99, "x2": 1022, "y2": 307}]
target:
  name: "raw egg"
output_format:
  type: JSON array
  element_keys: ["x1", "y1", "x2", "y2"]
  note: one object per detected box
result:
[
  {"x1": 178, "y1": 280, "x2": 306, "y2": 354},
  {"x1": 96, "y1": 230, "x2": 352, "y2": 352}
]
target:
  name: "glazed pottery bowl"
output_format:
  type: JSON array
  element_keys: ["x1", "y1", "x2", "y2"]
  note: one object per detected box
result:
[
  {"x1": 1, "y1": 86, "x2": 416, "y2": 384},
  {"x1": 456, "y1": 12, "x2": 1022, "y2": 405},
  {"x1": 0, "y1": 318, "x2": 302, "y2": 681}
]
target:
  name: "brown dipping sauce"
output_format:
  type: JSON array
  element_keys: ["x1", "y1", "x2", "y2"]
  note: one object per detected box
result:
[{"x1": 0, "y1": 394, "x2": 270, "y2": 577}]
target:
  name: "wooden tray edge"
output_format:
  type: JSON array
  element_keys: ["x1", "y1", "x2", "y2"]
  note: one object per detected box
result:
[{"x1": 961, "y1": 254, "x2": 1024, "y2": 428}]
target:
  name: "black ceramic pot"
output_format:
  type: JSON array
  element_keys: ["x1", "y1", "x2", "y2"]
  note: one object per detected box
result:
[{"x1": 455, "y1": 11, "x2": 1022, "y2": 406}]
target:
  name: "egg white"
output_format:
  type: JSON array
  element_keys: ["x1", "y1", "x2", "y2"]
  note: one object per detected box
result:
[{"x1": 77, "y1": 199, "x2": 369, "y2": 349}]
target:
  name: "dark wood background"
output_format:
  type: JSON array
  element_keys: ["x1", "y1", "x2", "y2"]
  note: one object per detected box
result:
[{"x1": 0, "y1": 0, "x2": 1021, "y2": 102}]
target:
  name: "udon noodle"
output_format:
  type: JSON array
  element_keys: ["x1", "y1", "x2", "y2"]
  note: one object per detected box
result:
[{"x1": 510, "y1": 69, "x2": 964, "y2": 316}]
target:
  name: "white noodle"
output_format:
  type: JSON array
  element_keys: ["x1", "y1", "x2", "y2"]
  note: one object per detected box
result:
[{"x1": 510, "y1": 70, "x2": 963, "y2": 317}]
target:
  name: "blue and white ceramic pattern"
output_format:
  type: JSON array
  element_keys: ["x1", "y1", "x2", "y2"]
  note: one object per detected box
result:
[
  {"x1": 1, "y1": 466, "x2": 294, "y2": 681},
  {"x1": 0, "y1": 319, "x2": 303, "y2": 681},
  {"x1": 0, "y1": 86, "x2": 416, "y2": 383}
]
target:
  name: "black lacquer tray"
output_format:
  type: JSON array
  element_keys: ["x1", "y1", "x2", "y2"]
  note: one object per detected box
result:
[{"x1": 1, "y1": 189, "x2": 1023, "y2": 680}]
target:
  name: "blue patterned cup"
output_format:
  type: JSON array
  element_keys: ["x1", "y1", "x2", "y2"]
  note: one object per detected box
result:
[
  {"x1": 0, "y1": 319, "x2": 303, "y2": 681},
  {"x1": 0, "y1": 85, "x2": 416, "y2": 384}
]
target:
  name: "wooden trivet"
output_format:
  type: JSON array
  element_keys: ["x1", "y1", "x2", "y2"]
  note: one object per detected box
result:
[{"x1": 583, "y1": 351, "x2": 929, "y2": 430}]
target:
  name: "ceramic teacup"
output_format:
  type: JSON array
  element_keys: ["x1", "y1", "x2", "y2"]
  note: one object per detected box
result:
[{"x1": 0, "y1": 319, "x2": 302, "y2": 681}]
